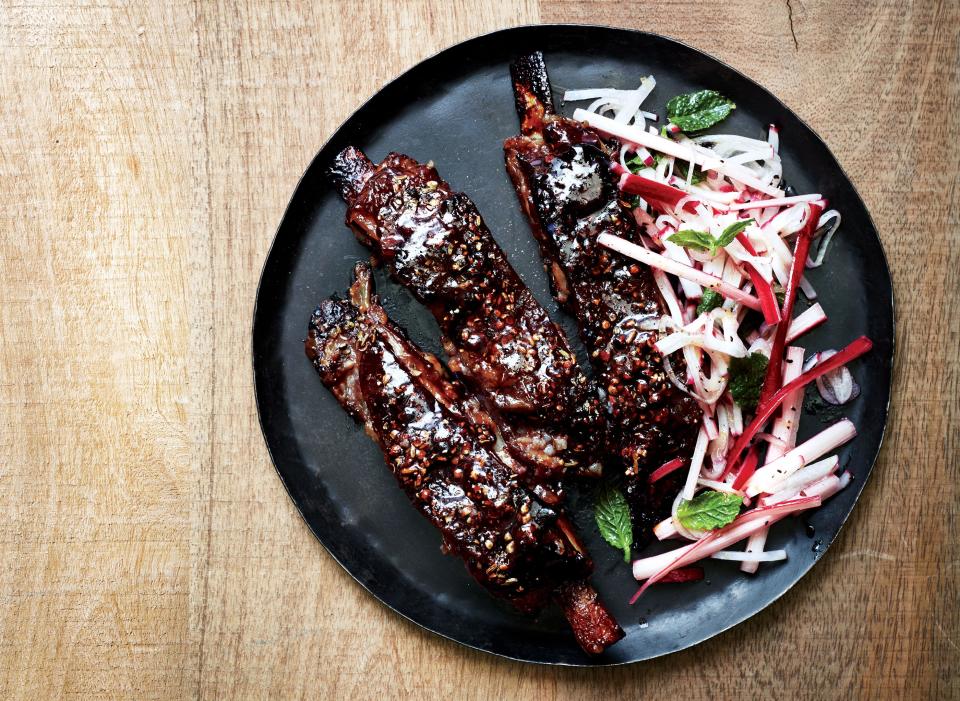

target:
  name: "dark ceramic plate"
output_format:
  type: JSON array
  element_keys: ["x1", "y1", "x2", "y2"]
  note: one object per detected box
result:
[{"x1": 252, "y1": 25, "x2": 893, "y2": 665}]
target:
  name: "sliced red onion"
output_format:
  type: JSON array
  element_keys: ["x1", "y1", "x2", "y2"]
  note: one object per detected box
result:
[
  {"x1": 817, "y1": 369, "x2": 860, "y2": 405},
  {"x1": 806, "y1": 349, "x2": 861, "y2": 405}
]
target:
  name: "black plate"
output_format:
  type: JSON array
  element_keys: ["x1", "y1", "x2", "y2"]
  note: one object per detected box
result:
[{"x1": 252, "y1": 25, "x2": 893, "y2": 665}]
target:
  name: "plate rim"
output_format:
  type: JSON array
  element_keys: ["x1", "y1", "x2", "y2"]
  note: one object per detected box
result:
[{"x1": 251, "y1": 22, "x2": 896, "y2": 666}]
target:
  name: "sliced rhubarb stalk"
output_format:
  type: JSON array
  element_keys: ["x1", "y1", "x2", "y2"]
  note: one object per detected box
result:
[
  {"x1": 759, "y1": 203, "x2": 824, "y2": 405},
  {"x1": 656, "y1": 566, "x2": 704, "y2": 583},
  {"x1": 725, "y1": 336, "x2": 873, "y2": 476},
  {"x1": 619, "y1": 172, "x2": 699, "y2": 213},
  {"x1": 804, "y1": 471, "x2": 851, "y2": 501},
  {"x1": 730, "y1": 445, "x2": 760, "y2": 488},
  {"x1": 630, "y1": 496, "x2": 821, "y2": 600},
  {"x1": 747, "y1": 262, "x2": 781, "y2": 325},
  {"x1": 733, "y1": 231, "x2": 781, "y2": 324},
  {"x1": 742, "y1": 346, "x2": 808, "y2": 572},
  {"x1": 649, "y1": 457, "x2": 686, "y2": 483}
]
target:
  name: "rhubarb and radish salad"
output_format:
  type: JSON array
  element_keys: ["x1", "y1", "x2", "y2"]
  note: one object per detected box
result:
[{"x1": 570, "y1": 79, "x2": 873, "y2": 599}]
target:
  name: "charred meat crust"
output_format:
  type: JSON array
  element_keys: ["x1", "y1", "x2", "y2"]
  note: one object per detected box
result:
[
  {"x1": 305, "y1": 263, "x2": 623, "y2": 653},
  {"x1": 553, "y1": 579, "x2": 625, "y2": 655},
  {"x1": 327, "y1": 147, "x2": 605, "y2": 484},
  {"x1": 328, "y1": 145, "x2": 375, "y2": 201},
  {"x1": 510, "y1": 51, "x2": 554, "y2": 129},
  {"x1": 504, "y1": 53, "x2": 703, "y2": 540}
]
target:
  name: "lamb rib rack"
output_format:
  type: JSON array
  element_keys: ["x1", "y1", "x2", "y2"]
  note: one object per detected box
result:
[
  {"x1": 503, "y1": 52, "x2": 703, "y2": 541},
  {"x1": 305, "y1": 264, "x2": 623, "y2": 654},
  {"x1": 328, "y1": 147, "x2": 604, "y2": 494}
]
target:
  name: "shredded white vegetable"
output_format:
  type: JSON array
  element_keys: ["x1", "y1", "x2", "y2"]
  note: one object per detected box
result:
[{"x1": 566, "y1": 74, "x2": 861, "y2": 592}]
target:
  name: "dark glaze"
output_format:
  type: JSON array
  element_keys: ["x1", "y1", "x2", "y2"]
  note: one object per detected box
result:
[
  {"x1": 504, "y1": 53, "x2": 702, "y2": 541},
  {"x1": 329, "y1": 147, "x2": 604, "y2": 485},
  {"x1": 305, "y1": 265, "x2": 623, "y2": 653}
]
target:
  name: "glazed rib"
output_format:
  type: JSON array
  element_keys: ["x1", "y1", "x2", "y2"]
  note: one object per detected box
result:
[
  {"x1": 328, "y1": 147, "x2": 604, "y2": 489},
  {"x1": 306, "y1": 264, "x2": 623, "y2": 654},
  {"x1": 503, "y1": 52, "x2": 702, "y2": 540}
]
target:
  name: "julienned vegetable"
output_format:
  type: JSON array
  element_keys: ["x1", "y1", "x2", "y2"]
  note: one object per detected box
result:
[
  {"x1": 564, "y1": 76, "x2": 872, "y2": 599},
  {"x1": 630, "y1": 497, "x2": 822, "y2": 601}
]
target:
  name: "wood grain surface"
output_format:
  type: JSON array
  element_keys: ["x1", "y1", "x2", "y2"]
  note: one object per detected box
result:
[{"x1": 0, "y1": 1, "x2": 957, "y2": 698}]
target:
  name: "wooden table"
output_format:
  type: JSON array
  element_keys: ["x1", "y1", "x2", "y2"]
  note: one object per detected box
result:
[{"x1": 1, "y1": 1, "x2": 957, "y2": 698}]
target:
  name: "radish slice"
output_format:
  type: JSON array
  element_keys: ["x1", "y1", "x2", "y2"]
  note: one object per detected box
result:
[
  {"x1": 807, "y1": 209, "x2": 842, "y2": 268},
  {"x1": 759, "y1": 456, "x2": 840, "y2": 504},
  {"x1": 746, "y1": 420, "x2": 856, "y2": 496}
]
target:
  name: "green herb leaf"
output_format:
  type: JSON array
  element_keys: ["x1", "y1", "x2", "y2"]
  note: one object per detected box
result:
[
  {"x1": 625, "y1": 153, "x2": 647, "y2": 174},
  {"x1": 728, "y1": 352, "x2": 770, "y2": 412},
  {"x1": 669, "y1": 219, "x2": 754, "y2": 256},
  {"x1": 666, "y1": 90, "x2": 736, "y2": 132},
  {"x1": 594, "y1": 486, "x2": 633, "y2": 562},
  {"x1": 673, "y1": 159, "x2": 706, "y2": 185},
  {"x1": 696, "y1": 289, "x2": 725, "y2": 315},
  {"x1": 676, "y1": 490, "x2": 743, "y2": 531},
  {"x1": 667, "y1": 229, "x2": 715, "y2": 252},
  {"x1": 714, "y1": 219, "x2": 754, "y2": 249}
]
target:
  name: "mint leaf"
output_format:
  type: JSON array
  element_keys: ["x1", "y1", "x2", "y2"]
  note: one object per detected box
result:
[
  {"x1": 667, "y1": 90, "x2": 736, "y2": 132},
  {"x1": 715, "y1": 219, "x2": 754, "y2": 249},
  {"x1": 594, "y1": 486, "x2": 633, "y2": 562},
  {"x1": 669, "y1": 220, "x2": 754, "y2": 256},
  {"x1": 625, "y1": 153, "x2": 647, "y2": 174},
  {"x1": 667, "y1": 229, "x2": 714, "y2": 252},
  {"x1": 676, "y1": 491, "x2": 743, "y2": 531},
  {"x1": 696, "y1": 289, "x2": 724, "y2": 315},
  {"x1": 728, "y1": 352, "x2": 770, "y2": 412},
  {"x1": 673, "y1": 160, "x2": 706, "y2": 185}
]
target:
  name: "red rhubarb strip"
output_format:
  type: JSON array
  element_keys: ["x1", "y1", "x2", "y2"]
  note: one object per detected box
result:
[{"x1": 725, "y1": 335, "x2": 873, "y2": 476}]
